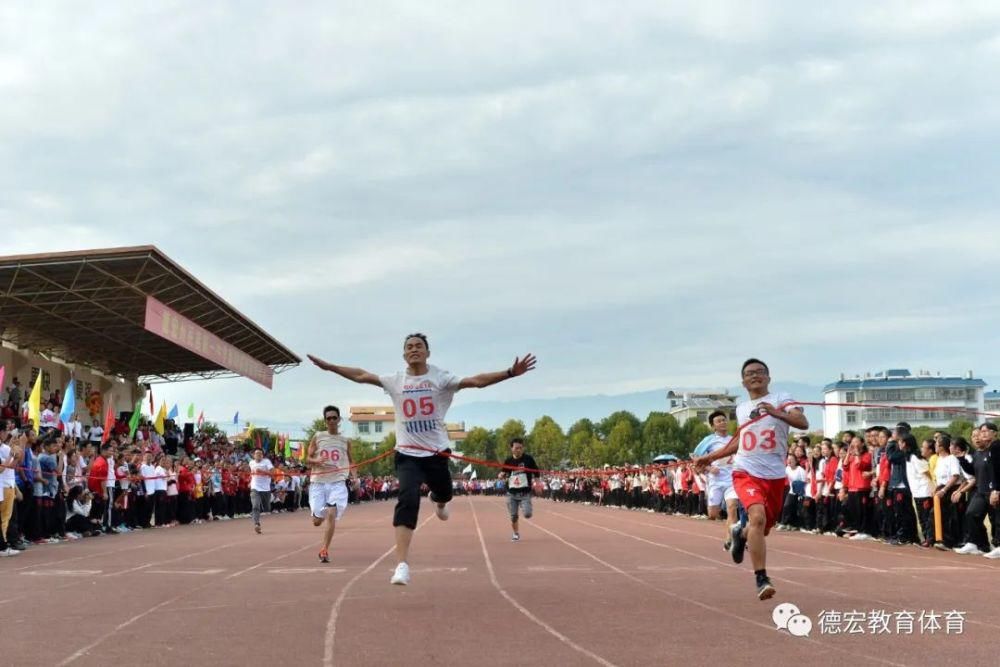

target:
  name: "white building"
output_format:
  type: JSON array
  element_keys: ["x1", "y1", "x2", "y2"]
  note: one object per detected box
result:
[
  {"x1": 349, "y1": 406, "x2": 396, "y2": 444},
  {"x1": 823, "y1": 369, "x2": 986, "y2": 435},
  {"x1": 985, "y1": 391, "x2": 1000, "y2": 415},
  {"x1": 666, "y1": 390, "x2": 737, "y2": 424},
  {"x1": 349, "y1": 405, "x2": 468, "y2": 447}
]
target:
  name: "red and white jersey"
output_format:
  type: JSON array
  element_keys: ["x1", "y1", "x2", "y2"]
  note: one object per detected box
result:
[
  {"x1": 380, "y1": 365, "x2": 461, "y2": 457},
  {"x1": 733, "y1": 392, "x2": 797, "y2": 480},
  {"x1": 311, "y1": 432, "x2": 350, "y2": 484}
]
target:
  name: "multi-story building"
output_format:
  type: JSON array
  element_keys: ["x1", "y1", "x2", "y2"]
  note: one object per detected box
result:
[
  {"x1": 823, "y1": 369, "x2": 986, "y2": 435},
  {"x1": 985, "y1": 391, "x2": 1000, "y2": 415},
  {"x1": 349, "y1": 406, "x2": 396, "y2": 444},
  {"x1": 666, "y1": 390, "x2": 738, "y2": 424},
  {"x1": 348, "y1": 405, "x2": 467, "y2": 447}
]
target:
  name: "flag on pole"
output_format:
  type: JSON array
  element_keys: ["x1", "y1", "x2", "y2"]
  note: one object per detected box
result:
[
  {"x1": 167, "y1": 404, "x2": 179, "y2": 421},
  {"x1": 0, "y1": 366, "x2": 5, "y2": 397},
  {"x1": 149, "y1": 388, "x2": 155, "y2": 417},
  {"x1": 300, "y1": 437, "x2": 309, "y2": 462},
  {"x1": 154, "y1": 401, "x2": 167, "y2": 435},
  {"x1": 262, "y1": 432, "x2": 270, "y2": 452},
  {"x1": 102, "y1": 396, "x2": 115, "y2": 445},
  {"x1": 27, "y1": 370, "x2": 43, "y2": 431},
  {"x1": 254, "y1": 431, "x2": 262, "y2": 451},
  {"x1": 128, "y1": 398, "x2": 143, "y2": 439},
  {"x1": 470, "y1": 470, "x2": 478, "y2": 480},
  {"x1": 187, "y1": 403, "x2": 195, "y2": 420},
  {"x1": 58, "y1": 379, "x2": 76, "y2": 429},
  {"x1": 284, "y1": 435, "x2": 292, "y2": 459},
  {"x1": 461, "y1": 463, "x2": 473, "y2": 475},
  {"x1": 233, "y1": 411, "x2": 239, "y2": 425},
  {"x1": 197, "y1": 410, "x2": 204, "y2": 428}
]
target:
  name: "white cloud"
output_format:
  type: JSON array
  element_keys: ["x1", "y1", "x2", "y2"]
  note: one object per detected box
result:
[{"x1": 2, "y1": 2, "x2": 1000, "y2": 428}]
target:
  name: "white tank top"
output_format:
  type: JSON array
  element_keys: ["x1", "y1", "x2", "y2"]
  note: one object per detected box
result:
[{"x1": 311, "y1": 432, "x2": 350, "y2": 484}]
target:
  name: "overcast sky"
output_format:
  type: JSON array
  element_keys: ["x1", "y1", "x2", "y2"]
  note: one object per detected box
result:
[{"x1": 3, "y1": 2, "x2": 999, "y2": 430}]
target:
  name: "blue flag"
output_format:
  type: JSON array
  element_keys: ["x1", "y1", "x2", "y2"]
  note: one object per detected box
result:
[
  {"x1": 167, "y1": 404, "x2": 179, "y2": 420},
  {"x1": 233, "y1": 411, "x2": 239, "y2": 425},
  {"x1": 58, "y1": 380, "x2": 75, "y2": 428}
]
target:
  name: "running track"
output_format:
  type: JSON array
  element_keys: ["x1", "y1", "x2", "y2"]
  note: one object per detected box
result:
[{"x1": 3, "y1": 497, "x2": 997, "y2": 666}]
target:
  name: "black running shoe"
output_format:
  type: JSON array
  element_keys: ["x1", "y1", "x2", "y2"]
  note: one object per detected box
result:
[
  {"x1": 756, "y1": 574, "x2": 776, "y2": 601},
  {"x1": 729, "y1": 522, "x2": 746, "y2": 564}
]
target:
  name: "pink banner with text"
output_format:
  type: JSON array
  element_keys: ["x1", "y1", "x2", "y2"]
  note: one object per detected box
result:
[{"x1": 144, "y1": 296, "x2": 274, "y2": 389}]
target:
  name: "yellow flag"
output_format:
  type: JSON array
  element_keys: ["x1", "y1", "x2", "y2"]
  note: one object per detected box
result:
[
  {"x1": 27, "y1": 371, "x2": 43, "y2": 431},
  {"x1": 154, "y1": 401, "x2": 167, "y2": 435}
]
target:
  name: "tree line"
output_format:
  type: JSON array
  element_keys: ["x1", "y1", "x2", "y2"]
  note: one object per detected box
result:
[{"x1": 306, "y1": 415, "x2": 985, "y2": 481}]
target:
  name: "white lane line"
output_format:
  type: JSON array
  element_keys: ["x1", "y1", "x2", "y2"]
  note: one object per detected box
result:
[
  {"x1": 57, "y1": 541, "x2": 315, "y2": 666},
  {"x1": 524, "y1": 507, "x2": 907, "y2": 667},
  {"x1": 323, "y1": 515, "x2": 434, "y2": 667},
  {"x1": 469, "y1": 498, "x2": 618, "y2": 667}
]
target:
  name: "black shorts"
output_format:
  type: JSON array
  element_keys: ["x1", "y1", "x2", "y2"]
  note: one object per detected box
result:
[{"x1": 393, "y1": 450, "x2": 453, "y2": 529}]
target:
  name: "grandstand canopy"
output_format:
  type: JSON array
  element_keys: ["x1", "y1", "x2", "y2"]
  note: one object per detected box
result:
[{"x1": 0, "y1": 246, "x2": 300, "y2": 386}]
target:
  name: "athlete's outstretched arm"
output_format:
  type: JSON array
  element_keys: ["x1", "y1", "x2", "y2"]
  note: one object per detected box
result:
[
  {"x1": 307, "y1": 354, "x2": 382, "y2": 387},
  {"x1": 458, "y1": 354, "x2": 537, "y2": 390}
]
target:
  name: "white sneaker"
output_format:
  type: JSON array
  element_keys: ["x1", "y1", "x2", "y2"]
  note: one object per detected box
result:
[
  {"x1": 849, "y1": 533, "x2": 873, "y2": 541},
  {"x1": 511, "y1": 532, "x2": 520, "y2": 542},
  {"x1": 0, "y1": 547, "x2": 19, "y2": 557},
  {"x1": 983, "y1": 546, "x2": 1000, "y2": 559},
  {"x1": 954, "y1": 543, "x2": 984, "y2": 555},
  {"x1": 435, "y1": 502, "x2": 449, "y2": 521},
  {"x1": 390, "y1": 562, "x2": 410, "y2": 586}
]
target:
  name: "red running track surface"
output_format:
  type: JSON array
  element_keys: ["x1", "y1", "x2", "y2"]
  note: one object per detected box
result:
[{"x1": 2, "y1": 497, "x2": 997, "y2": 666}]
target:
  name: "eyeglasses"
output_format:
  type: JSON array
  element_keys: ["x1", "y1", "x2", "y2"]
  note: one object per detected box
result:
[
  {"x1": 325, "y1": 416, "x2": 340, "y2": 421},
  {"x1": 742, "y1": 369, "x2": 768, "y2": 378}
]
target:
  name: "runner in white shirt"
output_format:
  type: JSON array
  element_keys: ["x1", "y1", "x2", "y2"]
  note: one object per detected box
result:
[
  {"x1": 693, "y1": 358, "x2": 808, "y2": 601},
  {"x1": 306, "y1": 405, "x2": 353, "y2": 563},
  {"x1": 248, "y1": 448, "x2": 274, "y2": 534},
  {"x1": 692, "y1": 410, "x2": 739, "y2": 550},
  {"x1": 308, "y1": 332, "x2": 537, "y2": 586}
]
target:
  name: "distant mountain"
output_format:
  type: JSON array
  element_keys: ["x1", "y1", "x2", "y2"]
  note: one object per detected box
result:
[{"x1": 450, "y1": 382, "x2": 826, "y2": 431}]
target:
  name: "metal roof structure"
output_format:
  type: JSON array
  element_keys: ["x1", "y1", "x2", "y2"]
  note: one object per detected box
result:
[
  {"x1": 0, "y1": 246, "x2": 300, "y2": 385},
  {"x1": 824, "y1": 377, "x2": 986, "y2": 392}
]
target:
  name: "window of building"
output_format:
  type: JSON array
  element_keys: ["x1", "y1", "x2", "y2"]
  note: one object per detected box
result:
[
  {"x1": 845, "y1": 391, "x2": 855, "y2": 403},
  {"x1": 358, "y1": 423, "x2": 370, "y2": 434},
  {"x1": 696, "y1": 411, "x2": 708, "y2": 421},
  {"x1": 375, "y1": 422, "x2": 383, "y2": 433},
  {"x1": 846, "y1": 411, "x2": 857, "y2": 425}
]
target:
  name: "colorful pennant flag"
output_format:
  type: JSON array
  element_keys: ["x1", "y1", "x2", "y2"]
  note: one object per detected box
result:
[
  {"x1": 58, "y1": 379, "x2": 76, "y2": 428},
  {"x1": 154, "y1": 401, "x2": 167, "y2": 435},
  {"x1": 167, "y1": 404, "x2": 179, "y2": 420},
  {"x1": 102, "y1": 395, "x2": 115, "y2": 445},
  {"x1": 233, "y1": 411, "x2": 239, "y2": 425},
  {"x1": 0, "y1": 366, "x2": 5, "y2": 397},
  {"x1": 27, "y1": 370, "x2": 43, "y2": 431},
  {"x1": 128, "y1": 398, "x2": 143, "y2": 439},
  {"x1": 149, "y1": 388, "x2": 155, "y2": 417},
  {"x1": 197, "y1": 410, "x2": 204, "y2": 428},
  {"x1": 187, "y1": 403, "x2": 195, "y2": 420}
]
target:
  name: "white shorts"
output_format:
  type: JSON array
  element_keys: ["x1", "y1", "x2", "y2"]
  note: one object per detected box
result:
[
  {"x1": 309, "y1": 481, "x2": 348, "y2": 520},
  {"x1": 707, "y1": 481, "x2": 737, "y2": 508}
]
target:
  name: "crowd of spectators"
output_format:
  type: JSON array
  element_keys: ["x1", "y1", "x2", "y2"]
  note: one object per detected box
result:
[
  {"x1": 533, "y1": 422, "x2": 1000, "y2": 559},
  {"x1": 0, "y1": 401, "x2": 396, "y2": 556},
  {"x1": 5, "y1": 376, "x2": 997, "y2": 563}
]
